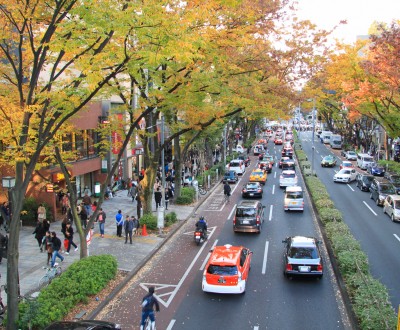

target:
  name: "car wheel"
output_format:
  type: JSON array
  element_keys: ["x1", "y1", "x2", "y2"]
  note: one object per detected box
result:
[{"x1": 391, "y1": 214, "x2": 395, "y2": 222}]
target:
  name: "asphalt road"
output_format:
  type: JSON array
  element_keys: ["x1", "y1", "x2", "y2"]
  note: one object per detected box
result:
[
  {"x1": 300, "y1": 131, "x2": 400, "y2": 309},
  {"x1": 97, "y1": 134, "x2": 350, "y2": 330}
]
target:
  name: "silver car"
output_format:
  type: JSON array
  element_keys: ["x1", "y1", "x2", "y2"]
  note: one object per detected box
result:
[
  {"x1": 383, "y1": 195, "x2": 400, "y2": 222},
  {"x1": 345, "y1": 151, "x2": 357, "y2": 161},
  {"x1": 279, "y1": 170, "x2": 298, "y2": 188}
]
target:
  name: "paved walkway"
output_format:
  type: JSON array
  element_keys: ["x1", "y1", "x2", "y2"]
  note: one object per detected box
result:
[{"x1": 0, "y1": 189, "x2": 200, "y2": 304}]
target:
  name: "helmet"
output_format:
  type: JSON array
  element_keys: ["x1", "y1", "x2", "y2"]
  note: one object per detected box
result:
[
  {"x1": 149, "y1": 286, "x2": 155, "y2": 294},
  {"x1": 199, "y1": 216, "x2": 205, "y2": 221}
]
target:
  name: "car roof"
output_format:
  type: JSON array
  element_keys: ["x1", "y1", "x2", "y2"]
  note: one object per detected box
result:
[
  {"x1": 252, "y1": 169, "x2": 264, "y2": 173},
  {"x1": 285, "y1": 186, "x2": 302, "y2": 192},
  {"x1": 245, "y1": 182, "x2": 260, "y2": 186},
  {"x1": 209, "y1": 245, "x2": 243, "y2": 266},
  {"x1": 282, "y1": 170, "x2": 296, "y2": 174},
  {"x1": 290, "y1": 236, "x2": 317, "y2": 248}
]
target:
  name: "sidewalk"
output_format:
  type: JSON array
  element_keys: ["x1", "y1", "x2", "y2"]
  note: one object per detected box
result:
[{"x1": 0, "y1": 189, "x2": 198, "y2": 303}]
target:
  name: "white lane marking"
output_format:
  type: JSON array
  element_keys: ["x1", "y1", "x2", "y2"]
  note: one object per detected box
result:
[
  {"x1": 272, "y1": 184, "x2": 275, "y2": 195},
  {"x1": 394, "y1": 234, "x2": 400, "y2": 243},
  {"x1": 254, "y1": 327, "x2": 259, "y2": 330},
  {"x1": 261, "y1": 241, "x2": 269, "y2": 275},
  {"x1": 140, "y1": 227, "x2": 217, "y2": 308},
  {"x1": 363, "y1": 201, "x2": 377, "y2": 216},
  {"x1": 274, "y1": 171, "x2": 277, "y2": 179},
  {"x1": 200, "y1": 239, "x2": 218, "y2": 270},
  {"x1": 347, "y1": 184, "x2": 354, "y2": 191},
  {"x1": 166, "y1": 320, "x2": 176, "y2": 330},
  {"x1": 228, "y1": 205, "x2": 236, "y2": 219},
  {"x1": 316, "y1": 150, "x2": 319, "y2": 154},
  {"x1": 269, "y1": 205, "x2": 273, "y2": 221}
]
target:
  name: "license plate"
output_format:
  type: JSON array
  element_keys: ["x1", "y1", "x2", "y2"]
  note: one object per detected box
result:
[
  {"x1": 242, "y1": 220, "x2": 250, "y2": 224},
  {"x1": 249, "y1": 193, "x2": 254, "y2": 196},
  {"x1": 299, "y1": 266, "x2": 310, "y2": 272},
  {"x1": 290, "y1": 201, "x2": 297, "y2": 205}
]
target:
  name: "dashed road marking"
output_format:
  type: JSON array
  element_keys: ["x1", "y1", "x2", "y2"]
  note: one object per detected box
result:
[
  {"x1": 272, "y1": 184, "x2": 275, "y2": 195},
  {"x1": 363, "y1": 201, "x2": 377, "y2": 216},
  {"x1": 166, "y1": 320, "x2": 176, "y2": 330},
  {"x1": 262, "y1": 241, "x2": 269, "y2": 275},
  {"x1": 394, "y1": 234, "x2": 400, "y2": 243},
  {"x1": 269, "y1": 205, "x2": 273, "y2": 221}
]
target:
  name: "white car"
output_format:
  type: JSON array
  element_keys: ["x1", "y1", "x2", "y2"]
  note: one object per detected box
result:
[
  {"x1": 232, "y1": 145, "x2": 244, "y2": 153},
  {"x1": 333, "y1": 169, "x2": 357, "y2": 183},
  {"x1": 345, "y1": 151, "x2": 357, "y2": 161},
  {"x1": 226, "y1": 159, "x2": 245, "y2": 175},
  {"x1": 253, "y1": 144, "x2": 265, "y2": 155},
  {"x1": 279, "y1": 170, "x2": 298, "y2": 188}
]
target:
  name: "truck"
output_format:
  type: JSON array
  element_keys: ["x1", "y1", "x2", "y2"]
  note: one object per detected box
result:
[
  {"x1": 320, "y1": 131, "x2": 332, "y2": 144},
  {"x1": 330, "y1": 134, "x2": 342, "y2": 149}
]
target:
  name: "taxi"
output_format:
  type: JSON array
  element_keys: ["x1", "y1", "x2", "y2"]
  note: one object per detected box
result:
[
  {"x1": 249, "y1": 169, "x2": 267, "y2": 184},
  {"x1": 202, "y1": 244, "x2": 252, "y2": 294},
  {"x1": 274, "y1": 137, "x2": 283, "y2": 145}
]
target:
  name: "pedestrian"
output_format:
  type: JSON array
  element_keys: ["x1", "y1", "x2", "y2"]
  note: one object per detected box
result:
[
  {"x1": 0, "y1": 232, "x2": 7, "y2": 264},
  {"x1": 1, "y1": 202, "x2": 10, "y2": 230},
  {"x1": 61, "y1": 216, "x2": 69, "y2": 241},
  {"x1": 132, "y1": 216, "x2": 139, "y2": 235},
  {"x1": 61, "y1": 194, "x2": 70, "y2": 215},
  {"x1": 115, "y1": 210, "x2": 124, "y2": 237},
  {"x1": 33, "y1": 220, "x2": 46, "y2": 252},
  {"x1": 124, "y1": 215, "x2": 134, "y2": 244},
  {"x1": 37, "y1": 203, "x2": 46, "y2": 223},
  {"x1": 42, "y1": 231, "x2": 53, "y2": 265},
  {"x1": 97, "y1": 208, "x2": 106, "y2": 238},
  {"x1": 154, "y1": 187, "x2": 162, "y2": 210},
  {"x1": 130, "y1": 184, "x2": 137, "y2": 203},
  {"x1": 50, "y1": 232, "x2": 64, "y2": 267},
  {"x1": 165, "y1": 188, "x2": 170, "y2": 210},
  {"x1": 79, "y1": 203, "x2": 88, "y2": 229},
  {"x1": 136, "y1": 194, "x2": 142, "y2": 219},
  {"x1": 42, "y1": 219, "x2": 50, "y2": 233},
  {"x1": 82, "y1": 192, "x2": 92, "y2": 217},
  {"x1": 63, "y1": 222, "x2": 78, "y2": 254}
]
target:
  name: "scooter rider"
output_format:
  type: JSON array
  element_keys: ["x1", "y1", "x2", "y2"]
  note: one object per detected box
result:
[
  {"x1": 195, "y1": 216, "x2": 208, "y2": 239},
  {"x1": 140, "y1": 286, "x2": 160, "y2": 330}
]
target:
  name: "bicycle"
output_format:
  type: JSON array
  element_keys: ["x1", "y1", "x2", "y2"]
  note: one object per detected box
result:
[
  {"x1": 198, "y1": 185, "x2": 208, "y2": 195},
  {"x1": 38, "y1": 265, "x2": 62, "y2": 288}
]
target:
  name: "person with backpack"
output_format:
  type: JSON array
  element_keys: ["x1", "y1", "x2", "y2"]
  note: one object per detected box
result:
[
  {"x1": 97, "y1": 208, "x2": 107, "y2": 238},
  {"x1": 223, "y1": 182, "x2": 232, "y2": 203},
  {"x1": 140, "y1": 286, "x2": 160, "y2": 330}
]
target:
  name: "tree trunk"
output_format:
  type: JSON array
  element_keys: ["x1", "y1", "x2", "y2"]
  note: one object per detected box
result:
[
  {"x1": 141, "y1": 164, "x2": 158, "y2": 214},
  {"x1": 173, "y1": 135, "x2": 182, "y2": 198}
]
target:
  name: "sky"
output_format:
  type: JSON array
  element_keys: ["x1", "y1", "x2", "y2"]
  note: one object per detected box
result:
[{"x1": 295, "y1": 0, "x2": 400, "y2": 43}]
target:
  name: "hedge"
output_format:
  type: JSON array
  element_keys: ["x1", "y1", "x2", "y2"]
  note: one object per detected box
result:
[
  {"x1": 314, "y1": 198, "x2": 335, "y2": 211},
  {"x1": 165, "y1": 212, "x2": 178, "y2": 226},
  {"x1": 140, "y1": 213, "x2": 158, "y2": 230},
  {"x1": 318, "y1": 207, "x2": 343, "y2": 223},
  {"x1": 175, "y1": 187, "x2": 195, "y2": 205},
  {"x1": 17, "y1": 255, "x2": 117, "y2": 329}
]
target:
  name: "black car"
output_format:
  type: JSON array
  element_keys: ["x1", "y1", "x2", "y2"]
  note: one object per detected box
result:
[
  {"x1": 282, "y1": 236, "x2": 323, "y2": 279},
  {"x1": 223, "y1": 170, "x2": 239, "y2": 184},
  {"x1": 233, "y1": 200, "x2": 265, "y2": 233},
  {"x1": 242, "y1": 182, "x2": 263, "y2": 198},
  {"x1": 355, "y1": 173, "x2": 374, "y2": 192},
  {"x1": 44, "y1": 320, "x2": 121, "y2": 330},
  {"x1": 369, "y1": 178, "x2": 396, "y2": 206},
  {"x1": 384, "y1": 172, "x2": 400, "y2": 194}
]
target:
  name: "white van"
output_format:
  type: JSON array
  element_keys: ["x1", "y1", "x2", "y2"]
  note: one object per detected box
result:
[
  {"x1": 330, "y1": 135, "x2": 342, "y2": 149},
  {"x1": 320, "y1": 131, "x2": 332, "y2": 144},
  {"x1": 357, "y1": 153, "x2": 374, "y2": 170},
  {"x1": 284, "y1": 186, "x2": 304, "y2": 211}
]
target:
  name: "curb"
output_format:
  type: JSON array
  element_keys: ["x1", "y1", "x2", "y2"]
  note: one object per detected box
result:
[{"x1": 87, "y1": 183, "x2": 219, "y2": 319}]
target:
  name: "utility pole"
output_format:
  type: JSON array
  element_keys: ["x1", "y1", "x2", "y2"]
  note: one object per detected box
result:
[{"x1": 311, "y1": 98, "x2": 316, "y2": 175}]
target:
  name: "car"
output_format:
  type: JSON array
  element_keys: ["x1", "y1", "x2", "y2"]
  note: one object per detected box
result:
[
  {"x1": 366, "y1": 163, "x2": 385, "y2": 176},
  {"x1": 242, "y1": 182, "x2": 263, "y2": 198},
  {"x1": 284, "y1": 186, "x2": 304, "y2": 211},
  {"x1": 232, "y1": 145, "x2": 244, "y2": 153},
  {"x1": 383, "y1": 195, "x2": 400, "y2": 222},
  {"x1": 263, "y1": 155, "x2": 275, "y2": 166},
  {"x1": 279, "y1": 170, "x2": 298, "y2": 188},
  {"x1": 339, "y1": 161, "x2": 354, "y2": 170},
  {"x1": 233, "y1": 200, "x2": 265, "y2": 233},
  {"x1": 282, "y1": 236, "x2": 323, "y2": 279},
  {"x1": 226, "y1": 159, "x2": 245, "y2": 175},
  {"x1": 274, "y1": 137, "x2": 283, "y2": 145},
  {"x1": 249, "y1": 169, "x2": 267, "y2": 184},
  {"x1": 384, "y1": 172, "x2": 400, "y2": 194},
  {"x1": 279, "y1": 156, "x2": 291, "y2": 168},
  {"x1": 369, "y1": 178, "x2": 396, "y2": 206},
  {"x1": 237, "y1": 154, "x2": 250, "y2": 167},
  {"x1": 44, "y1": 320, "x2": 121, "y2": 330},
  {"x1": 223, "y1": 170, "x2": 239, "y2": 184},
  {"x1": 281, "y1": 159, "x2": 295, "y2": 171},
  {"x1": 202, "y1": 244, "x2": 252, "y2": 294},
  {"x1": 345, "y1": 150, "x2": 357, "y2": 161},
  {"x1": 253, "y1": 144, "x2": 265, "y2": 155},
  {"x1": 333, "y1": 168, "x2": 357, "y2": 183},
  {"x1": 258, "y1": 160, "x2": 272, "y2": 173},
  {"x1": 281, "y1": 146, "x2": 293, "y2": 157},
  {"x1": 355, "y1": 173, "x2": 374, "y2": 192},
  {"x1": 321, "y1": 155, "x2": 337, "y2": 167}
]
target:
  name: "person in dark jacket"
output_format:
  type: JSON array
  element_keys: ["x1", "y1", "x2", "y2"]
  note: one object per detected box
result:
[
  {"x1": 140, "y1": 286, "x2": 160, "y2": 330},
  {"x1": 165, "y1": 188, "x2": 170, "y2": 210},
  {"x1": 195, "y1": 216, "x2": 208, "y2": 239},
  {"x1": 42, "y1": 231, "x2": 53, "y2": 265},
  {"x1": 154, "y1": 187, "x2": 162, "y2": 210},
  {"x1": 97, "y1": 208, "x2": 106, "y2": 238},
  {"x1": 50, "y1": 232, "x2": 64, "y2": 267},
  {"x1": 63, "y1": 222, "x2": 78, "y2": 254},
  {"x1": 124, "y1": 215, "x2": 134, "y2": 244},
  {"x1": 79, "y1": 204, "x2": 88, "y2": 229},
  {"x1": 33, "y1": 221, "x2": 46, "y2": 252}
]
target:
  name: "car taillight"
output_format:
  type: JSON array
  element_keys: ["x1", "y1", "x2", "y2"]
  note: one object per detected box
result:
[
  {"x1": 256, "y1": 215, "x2": 260, "y2": 224},
  {"x1": 243, "y1": 189, "x2": 247, "y2": 193},
  {"x1": 258, "y1": 189, "x2": 262, "y2": 192},
  {"x1": 286, "y1": 264, "x2": 293, "y2": 271},
  {"x1": 280, "y1": 175, "x2": 283, "y2": 179},
  {"x1": 233, "y1": 216, "x2": 236, "y2": 225},
  {"x1": 317, "y1": 264, "x2": 323, "y2": 272}
]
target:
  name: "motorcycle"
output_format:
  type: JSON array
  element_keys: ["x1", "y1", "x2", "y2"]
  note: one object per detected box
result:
[{"x1": 194, "y1": 229, "x2": 206, "y2": 246}]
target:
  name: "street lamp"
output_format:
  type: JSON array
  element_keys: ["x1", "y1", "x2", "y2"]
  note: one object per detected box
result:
[{"x1": 2, "y1": 176, "x2": 15, "y2": 228}]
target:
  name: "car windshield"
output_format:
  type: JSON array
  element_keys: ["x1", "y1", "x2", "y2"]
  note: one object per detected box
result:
[
  {"x1": 230, "y1": 162, "x2": 240, "y2": 167},
  {"x1": 207, "y1": 265, "x2": 238, "y2": 276},
  {"x1": 391, "y1": 176, "x2": 400, "y2": 184},
  {"x1": 288, "y1": 247, "x2": 318, "y2": 259},
  {"x1": 348, "y1": 151, "x2": 356, "y2": 155},
  {"x1": 363, "y1": 176, "x2": 374, "y2": 183},
  {"x1": 286, "y1": 192, "x2": 303, "y2": 199},
  {"x1": 282, "y1": 173, "x2": 295, "y2": 178},
  {"x1": 380, "y1": 185, "x2": 396, "y2": 194},
  {"x1": 246, "y1": 183, "x2": 259, "y2": 189},
  {"x1": 236, "y1": 208, "x2": 256, "y2": 217},
  {"x1": 253, "y1": 171, "x2": 264, "y2": 176},
  {"x1": 340, "y1": 170, "x2": 351, "y2": 175},
  {"x1": 395, "y1": 201, "x2": 400, "y2": 209}
]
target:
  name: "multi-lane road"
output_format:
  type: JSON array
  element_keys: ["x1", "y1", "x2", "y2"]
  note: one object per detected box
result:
[
  {"x1": 300, "y1": 131, "x2": 400, "y2": 310},
  {"x1": 98, "y1": 135, "x2": 351, "y2": 330}
]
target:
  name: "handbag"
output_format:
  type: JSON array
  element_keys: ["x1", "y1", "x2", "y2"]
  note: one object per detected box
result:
[{"x1": 63, "y1": 238, "x2": 69, "y2": 250}]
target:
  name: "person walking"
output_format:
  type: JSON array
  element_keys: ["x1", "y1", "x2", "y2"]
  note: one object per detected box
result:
[
  {"x1": 140, "y1": 286, "x2": 160, "y2": 330},
  {"x1": 132, "y1": 216, "x2": 139, "y2": 236},
  {"x1": 33, "y1": 220, "x2": 46, "y2": 252},
  {"x1": 115, "y1": 210, "x2": 124, "y2": 237},
  {"x1": 154, "y1": 187, "x2": 162, "y2": 210},
  {"x1": 165, "y1": 188, "x2": 170, "y2": 210},
  {"x1": 42, "y1": 231, "x2": 53, "y2": 265},
  {"x1": 63, "y1": 222, "x2": 78, "y2": 254},
  {"x1": 136, "y1": 194, "x2": 142, "y2": 219},
  {"x1": 37, "y1": 203, "x2": 46, "y2": 223},
  {"x1": 124, "y1": 215, "x2": 134, "y2": 244},
  {"x1": 82, "y1": 192, "x2": 92, "y2": 217},
  {"x1": 61, "y1": 194, "x2": 70, "y2": 215},
  {"x1": 50, "y1": 232, "x2": 64, "y2": 267},
  {"x1": 223, "y1": 182, "x2": 232, "y2": 203},
  {"x1": 130, "y1": 183, "x2": 137, "y2": 203},
  {"x1": 97, "y1": 208, "x2": 106, "y2": 238},
  {"x1": 79, "y1": 203, "x2": 88, "y2": 229}
]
